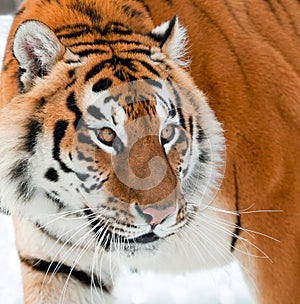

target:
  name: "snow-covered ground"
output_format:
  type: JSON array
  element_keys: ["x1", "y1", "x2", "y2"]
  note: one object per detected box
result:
[{"x1": 0, "y1": 15, "x2": 252, "y2": 304}]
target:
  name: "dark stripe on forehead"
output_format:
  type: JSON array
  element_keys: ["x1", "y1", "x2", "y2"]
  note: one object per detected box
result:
[
  {"x1": 122, "y1": 4, "x2": 145, "y2": 18},
  {"x1": 69, "y1": 39, "x2": 144, "y2": 48},
  {"x1": 114, "y1": 70, "x2": 138, "y2": 82},
  {"x1": 53, "y1": 120, "x2": 73, "y2": 173},
  {"x1": 67, "y1": 2, "x2": 103, "y2": 23},
  {"x1": 103, "y1": 22, "x2": 132, "y2": 35},
  {"x1": 123, "y1": 48, "x2": 151, "y2": 56},
  {"x1": 54, "y1": 24, "x2": 91, "y2": 34},
  {"x1": 85, "y1": 59, "x2": 113, "y2": 81},
  {"x1": 56, "y1": 29, "x2": 92, "y2": 40},
  {"x1": 74, "y1": 49, "x2": 108, "y2": 57}
]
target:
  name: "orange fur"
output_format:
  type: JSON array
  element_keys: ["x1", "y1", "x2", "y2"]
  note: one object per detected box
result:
[{"x1": 144, "y1": 0, "x2": 300, "y2": 302}]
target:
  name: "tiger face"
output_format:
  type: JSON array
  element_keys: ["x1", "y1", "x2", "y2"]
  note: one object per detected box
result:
[{"x1": 0, "y1": 15, "x2": 224, "y2": 260}]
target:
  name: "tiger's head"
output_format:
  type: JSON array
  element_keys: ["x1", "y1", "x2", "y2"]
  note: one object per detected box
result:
[{"x1": 0, "y1": 16, "x2": 224, "y2": 258}]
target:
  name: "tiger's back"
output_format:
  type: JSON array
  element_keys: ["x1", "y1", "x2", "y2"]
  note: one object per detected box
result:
[{"x1": 1, "y1": 0, "x2": 300, "y2": 303}]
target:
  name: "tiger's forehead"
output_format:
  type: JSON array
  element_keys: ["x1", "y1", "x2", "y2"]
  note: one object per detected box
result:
[{"x1": 82, "y1": 80, "x2": 171, "y2": 127}]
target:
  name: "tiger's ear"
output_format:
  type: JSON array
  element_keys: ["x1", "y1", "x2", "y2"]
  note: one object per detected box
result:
[
  {"x1": 13, "y1": 20, "x2": 65, "y2": 81},
  {"x1": 149, "y1": 16, "x2": 189, "y2": 67}
]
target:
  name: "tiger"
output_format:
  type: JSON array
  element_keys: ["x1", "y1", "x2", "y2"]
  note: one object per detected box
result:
[{"x1": 0, "y1": 0, "x2": 299, "y2": 303}]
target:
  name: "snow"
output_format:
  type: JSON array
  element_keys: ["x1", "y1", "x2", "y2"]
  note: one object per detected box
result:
[{"x1": 0, "y1": 15, "x2": 252, "y2": 304}]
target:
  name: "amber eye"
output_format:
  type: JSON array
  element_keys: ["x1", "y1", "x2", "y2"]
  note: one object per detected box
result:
[
  {"x1": 97, "y1": 127, "x2": 116, "y2": 146},
  {"x1": 161, "y1": 125, "x2": 176, "y2": 145}
]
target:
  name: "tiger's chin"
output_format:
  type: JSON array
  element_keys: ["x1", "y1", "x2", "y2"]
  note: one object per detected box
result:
[
  {"x1": 115, "y1": 233, "x2": 164, "y2": 257},
  {"x1": 108, "y1": 230, "x2": 177, "y2": 256}
]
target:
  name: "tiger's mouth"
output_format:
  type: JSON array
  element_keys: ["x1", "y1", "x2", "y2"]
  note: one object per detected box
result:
[
  {"x1": 84, "y1": 209, "x2": 167, "y2": 250},
  {"x1": 126, "y1": 232, "x2": 160, "y2": 244}
]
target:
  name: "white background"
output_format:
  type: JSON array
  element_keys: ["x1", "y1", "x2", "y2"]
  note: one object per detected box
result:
[{"x1": 0, "y1": 15, "x2": 252, "y2": 304}]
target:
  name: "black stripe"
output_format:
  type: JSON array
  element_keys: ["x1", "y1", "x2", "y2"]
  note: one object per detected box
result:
[
  {"x1": 75, "y1": 49, "x2": 108, "y2": 57},
  {"x1": 76, "y1": 149, "x2": 93, "y2": 162},
  {"x1": 65, "y1": 59, "x2": 81, "y2": 64},
  {"x1": 144, "y1": 78, "x2": 163, "y2": 89},
  {"x1": 53, "y1": 120, "x2": 73, "y2": 173},
  {"x1": 84, "y1": 209, "x2": 112, "y2": 250},
  {"x1": 9, "y1": 159, "x2": 28, "y2": 180},
  {"x1": 196, "y1": 127, "x2": 205, "y2": 142},
  {"x1": 17, "y1": 179, "x2": 33, "y2": 201},
  {"x1": 9, "y1": 159, "x2": 34, "y2": 201},
  {"x1": 123, "y1": 48, "x2": 151, "y2": 56},
  {"x1": 85, "y1": 59, "x2": 113, "y2": 81},
  {"x1": 68, "y1": 2, "x2": 102, "y2": 24},
  {"x1": 69, "y1": 39, "x2": 143, "y2": 48},
  {"x1": 188, "y1": 116, "x2": 194, "y2": 138},
  {"x1": 122, "y1": 4, "x2": 144, "y2": 18},
  {"x1": 137, "y1": 60, "x2": 161, "y2": 77},
  {"x1": 92, "y1": 78, "x2": 113, "y2": 92},
  {"x1": 45, "y1": 192, "x2": 65, "y2": 209},
  {"x1": 75, "y1": 172, "x2": 90, "y2": 182},
  {"x1": 56, "y1": 30, "x2": 91, "y2": 39},
  {"x1": 114, "y1": 70, "x2": 138, "y2": 82},
  {"x1": 133, "y1": 0, "x2": 152, "y2": 16},
  {"x1": 103, "y1": 22, "x2": 132, "y2": 35},
  {"x1": 168, "y1": 80, "x2": 186, "y2": 129},
  {"x1": 0, "y1": 205, "x2": 10, "y2": 215},
  {"x1": 231, "y1": 163, "x2": 241, "y2": 252},
  {"x1": 198, "y1": 150, "x2": 210, "y2": 163},
  {"x1": 66, "y1": 92, "x2": 82, "y2": 129},
  {"x1": 77, "y1": 133, "x2": 94, "y2": 145},
  {"x1": 20, "y1": 257, "x2": 109, "y2": 292},
  {"x1": 16, "y1": 68, "x2": 26, "y2": 93},
  {"x1": 87, "y1": 105, "x2": 105, "y2": 120},
  {"x1": 168, "y1": 100, "x2": 176, "y2": 118},
  {"x1": 103, "y1": 93, "x2": 122, "y2": 104},
  {"x1": 37, "y1": 97, "x2": 47, "y2": 109},
  {"x1": 54, "y1": 23, "x2": 90, "y2": 34},
  {"x1": 177, "y1": 108, "x2": 186, "y2": 129}
]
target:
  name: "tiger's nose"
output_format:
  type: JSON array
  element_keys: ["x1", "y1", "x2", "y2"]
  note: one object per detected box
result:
[{"x1": 136, "y1": 204, "x2": 176, "y2": 225}]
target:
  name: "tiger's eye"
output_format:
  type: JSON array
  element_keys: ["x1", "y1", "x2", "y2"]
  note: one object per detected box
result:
[
  {"x1": 97, "y1": 128, "x2": 116, "y2": 146},
  {"x1": 161, "y1": 125, "x2": 176, "y2": 145}
]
